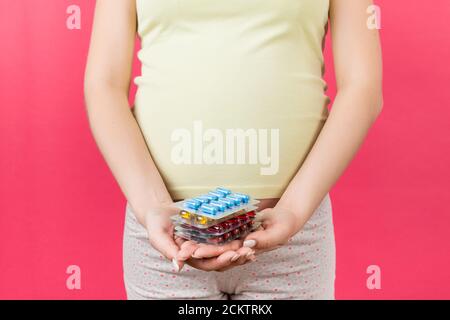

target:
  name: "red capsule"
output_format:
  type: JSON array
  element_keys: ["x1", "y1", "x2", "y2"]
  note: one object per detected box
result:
[
  {"x1": 228, "y1": 218, "x2": 240, "y2": 227},
  {"x1": 206, "y1": 225, "x2": 224, "y2": 234},
  {"x1": 221, "y1": 221, "x2": 233, "y2": 230},
  {"x1": 237, "y1": 214, "x2": 249, "y2": 223},
  {"x1": 246, "y1": 211, "x2": 256, "y2": 218},
  {"x1": 208, "y1": 236, "x2": 223, "y2": 244},
  {"x1": 241, "y1": 216, "x2": 252, "y2": 224}
]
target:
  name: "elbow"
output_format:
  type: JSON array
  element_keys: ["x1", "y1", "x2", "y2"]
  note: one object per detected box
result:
[
  {"x1": 338, "y1": 72, "x2": 384, "y2": 121},
  {"x1": 83, "y1": 74, "x2": 128, "y2": 108},
  {"x1": 346, "y1": 81, "x2": 384, "y2": 121},
  {"x1": 370, "y1": 89, "x2": 384, "y2": 121},
  {"x1": 83, "y1": 77, "x2": 116, "y2": 113},
  {"x1": 83, "y1": 77, "x2": 96, "y2": 110},
  {"x1": 338, "y1": 83, "x2": 384, "y2": 122},
  {"x1": 83, "y1": 76, "x2": 102, "y2": 109}
]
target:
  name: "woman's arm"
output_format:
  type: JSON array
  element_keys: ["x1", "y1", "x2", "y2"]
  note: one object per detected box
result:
[
  {"x1": 277, "y1": 0, "x2": 383, "y2": 225},
  {"x1": 84, "y1": 0, "x2": 250, "y2": 270},
  {"x1": 243, "y1": 0, "x2": 383, "y2": 250},
  {"x1": 84, "y1": 0, "x2": 172, "y2": 220},
  {"x1": 84, "y1": 0, "x2": 178, "y2": 257}
]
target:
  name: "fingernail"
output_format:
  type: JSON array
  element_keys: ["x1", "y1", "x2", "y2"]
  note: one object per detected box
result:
[
  {"x1": 231, "y1": 254, "x2": 240, "y2": 262},
  {"x1": 191, "y1": 249, "x2": 200, "y2": 259},
  {"x1": 172, "y1": 258, "x2": 180, "y2": 272},
  {"x1": 249, "y1": 255, "x2": 256, "y2": 262},
  {"x1": 243, "y1": 240, "x2": 256, "y2": 248},
  {"x1": 245, "y1": 250, "x2": 255, "y2": 258}
]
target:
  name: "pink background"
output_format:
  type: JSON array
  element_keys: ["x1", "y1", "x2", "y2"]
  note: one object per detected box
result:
[{"x1": 1, "y1": 0, "x2": 449, "y2": 299}]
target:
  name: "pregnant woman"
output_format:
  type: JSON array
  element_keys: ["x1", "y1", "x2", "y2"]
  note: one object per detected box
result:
[{"x1": 84, "y1": 0, "x2": 382, "y2": 299}]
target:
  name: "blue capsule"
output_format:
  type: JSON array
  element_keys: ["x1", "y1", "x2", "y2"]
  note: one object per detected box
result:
[
  {"x1": 200, "y1": 204, "x2": 218, "y2": 215},
  {"x1": 215, "y1": 187, "x2": 232, "y2": 196},
  {"x1": 218, "y1": 198, "x2": 234, "y2": 208},
  {"x1": 206, "y1": 192, "x2": 220, "y2": 200},
  {"x1": 196, "y1": 195, "x2": 211, "y2": 204},
  {"x1": 217, "y1": 198, "x2": 232, "y2": 209},
  {"x1": 183, "y1": 199, "x2": 201, "y2": 210},
  {"x1": 209, "y1": 201, "x2": 227, "y2": 212},
  {"x1": 202, "y1": 194, "x2": 218, "y2": 202},
  {"x1": 232, "y1": 193, "x2": 250, "y2": 203},
  {"x1": 193, "y1": 197, "x2": 209, "y2": 204},
  {"x1": 209, "y1": 191, "x2": 225, "y2": 199},
  {"x1": 225, "y1": 195, "x2": 241, "y2": 206}
]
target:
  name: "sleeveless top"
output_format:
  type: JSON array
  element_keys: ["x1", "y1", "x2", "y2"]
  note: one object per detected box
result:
[{"x1": 133, "y1": 0, "x2": 330, "y2": 199}]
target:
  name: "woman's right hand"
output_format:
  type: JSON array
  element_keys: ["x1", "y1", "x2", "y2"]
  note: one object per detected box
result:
[
  {"x1": 143, "y1": 204, "x2": 184, "y2": 270},
  {"x1": 143, "y1": 204, "x2": 256, "y2": 272}
]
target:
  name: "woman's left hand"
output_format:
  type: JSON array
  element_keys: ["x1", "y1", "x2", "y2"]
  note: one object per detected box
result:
[
  {"x1": 241, "y1": 206, "x2": 302, "y2": 254},
  {"x1": 172, "y1": 206, "x2": 303, "y2": 271}
]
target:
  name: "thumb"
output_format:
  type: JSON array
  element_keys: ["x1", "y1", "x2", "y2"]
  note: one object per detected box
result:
[{"x1": 242, "y1": 226, "x2": 281, "y2": 251}]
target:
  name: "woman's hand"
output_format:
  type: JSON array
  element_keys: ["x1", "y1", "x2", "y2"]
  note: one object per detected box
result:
[
  {"x1": 143, "y1": 204, "x2": 184, "y2": 270},
  {"x1": 174, "y1": 239, "x2": 256, "y2": 272},
  {"x1": 241, "y1": 206, "x2": 302, "y2": 254},
  {"x1": 143, "y1": 202, "x2": 299, "y2": 271},
  {"x1": 173, "y1": 201, "x2": 299, "y2": 271},
  {"x1": 143, "y1": 204, "x2": 256, "y2": 272}
]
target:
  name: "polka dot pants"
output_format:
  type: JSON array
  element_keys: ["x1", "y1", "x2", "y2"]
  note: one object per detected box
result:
[{"x1": 123, "y1": 194, "x2": 335, "y2": 300}]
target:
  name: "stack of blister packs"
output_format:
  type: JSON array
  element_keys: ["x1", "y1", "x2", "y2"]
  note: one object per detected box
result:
[{"x1": 171, "y1": 187, "x2": 260, "y2": 244}]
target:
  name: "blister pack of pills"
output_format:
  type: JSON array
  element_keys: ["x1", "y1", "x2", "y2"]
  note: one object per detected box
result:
[
  {"x1": 175, "y1": 211, "x2": 256, "y2": 236},
  {"x1": 175, "y1": 222, "x2": 255, "y2": 245},
  {"x1": 172, "y1": 188, "x2": 259, "y2": 244},
  {"x1": 171, "y1": 187, "x2": 259, "y2": 228}
]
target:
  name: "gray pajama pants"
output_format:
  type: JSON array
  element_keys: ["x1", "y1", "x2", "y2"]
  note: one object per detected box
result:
[{"x1": 123, "y1": 194, "x2": 336, "y2": 300}]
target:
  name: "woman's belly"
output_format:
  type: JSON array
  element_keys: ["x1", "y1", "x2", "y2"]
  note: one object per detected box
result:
[{"x1": 133, "y1": 32, "x2": 329, "y2": 199}]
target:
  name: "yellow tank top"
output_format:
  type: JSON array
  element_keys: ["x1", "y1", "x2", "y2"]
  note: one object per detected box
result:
[{"x1": 134, "y1": 0, "x2": 330, "y2": 199}]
